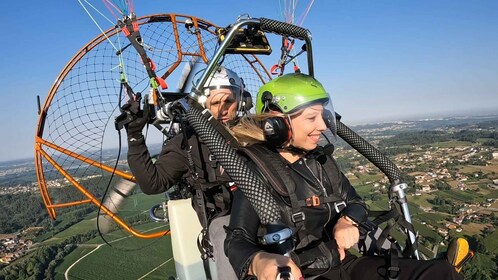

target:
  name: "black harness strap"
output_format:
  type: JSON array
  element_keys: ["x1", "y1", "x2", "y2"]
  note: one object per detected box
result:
[
  {"x1": 388, "y1": 242, "x2": 401, "y2": 280},
  {"x1": 179, "y1": 124, "x2": 221, "y2": 280},
  {"x1": 356, "y1": 204, "x2": 419, "y2": 280},
  {"x1": 241, "y1": 145, "x2": 347, "y2": 263},
  {"x1": 297, "y1": 195, "x2": 346, "y2": 208},
  {"x1": 194, "y1": 189, "x2": 213, "y2": 280},
  {"x1": 240, "y1": 145, "x2": 306, "y2": 237},
  {"x1": 368, "y1": 207, "x2": 419, "y2": 258}
]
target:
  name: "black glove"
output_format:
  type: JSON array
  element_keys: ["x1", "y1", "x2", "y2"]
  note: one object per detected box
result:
[{"x1": 115, "y1": 93, "x2": 152, "y2": 140}]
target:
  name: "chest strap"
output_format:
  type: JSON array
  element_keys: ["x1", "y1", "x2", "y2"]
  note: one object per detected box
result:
[{"x1": 297, "y1": 195, "x2": 346, "y2": 211}]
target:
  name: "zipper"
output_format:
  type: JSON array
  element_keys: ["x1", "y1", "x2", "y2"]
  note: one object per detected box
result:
[{"x1": 303, "y1": 159, "x2": 332, "y2": 225}]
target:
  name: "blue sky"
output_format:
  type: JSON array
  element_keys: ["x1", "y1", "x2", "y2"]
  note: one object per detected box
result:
[{"x1": 1, "y1": 0, "x2": 498, "y2": 162}]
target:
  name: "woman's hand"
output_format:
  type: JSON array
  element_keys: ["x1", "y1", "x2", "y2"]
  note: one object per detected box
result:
[
  {"x1": 333, "y1": 216, "x2": 360, "y2": 260},
  {"x1": 249, "y1": 252, "x2": 303, "y2": 280}
]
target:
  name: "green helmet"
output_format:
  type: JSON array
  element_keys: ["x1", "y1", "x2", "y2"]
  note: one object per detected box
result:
[{"x1": 256, "y1": 73, "x2": 329, "y2": 114}]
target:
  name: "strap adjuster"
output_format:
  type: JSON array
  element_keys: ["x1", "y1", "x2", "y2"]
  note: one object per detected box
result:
[
  {"x1": 387, "y1": 266, "x2": 400, "y2": 279},
  {"x1": 291, "y1": 212, "x2": 305, "y2": 223},
  {"x1": 334, "y1": 201, "x2": 347, "y2": 213},
  {"x1": 305, "y1": 195, "x2": 320, "y2": 207}
]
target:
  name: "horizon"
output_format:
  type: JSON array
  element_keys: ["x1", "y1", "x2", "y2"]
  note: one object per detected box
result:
[
  {"x1": 1, "y1": 110, "x2": 496, "y2": 163},
  {"x1": 1, "y1": 1, "x2": 498, "y2": 162}
]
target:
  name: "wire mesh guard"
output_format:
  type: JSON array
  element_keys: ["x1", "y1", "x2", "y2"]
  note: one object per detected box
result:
[{"x1": 34, "y1": 14, "x2": 271, "y2": 238}]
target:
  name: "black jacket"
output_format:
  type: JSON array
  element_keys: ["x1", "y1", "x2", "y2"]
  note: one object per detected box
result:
[
  {"x1": 127, "y1": 127, "x2": 233, "y2": 220},
  {"x1": 224, "y1": 144, "x2": 368, "y2": 278}
]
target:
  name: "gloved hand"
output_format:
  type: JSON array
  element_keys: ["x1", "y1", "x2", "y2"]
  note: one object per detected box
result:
[{"x1": 121, "y1": 93, "x2": 152, "y2": 140}]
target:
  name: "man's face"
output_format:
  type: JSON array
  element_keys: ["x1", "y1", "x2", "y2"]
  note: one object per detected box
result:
[{"x1": 205, "y1": 89, "x2": 237, "y2": 124}]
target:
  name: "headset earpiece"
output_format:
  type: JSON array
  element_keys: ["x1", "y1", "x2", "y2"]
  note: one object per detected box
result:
[
  {"x1": 240, "y1": 90, "x2": 253, "y2": 112},
  {"x1": 262, "y1": 117, "x2": 292, "y2": 148}
]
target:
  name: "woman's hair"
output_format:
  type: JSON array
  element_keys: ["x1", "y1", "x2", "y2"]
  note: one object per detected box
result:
[{"x1": 230, "y1": 112, "x2": 285, "y2": 146}]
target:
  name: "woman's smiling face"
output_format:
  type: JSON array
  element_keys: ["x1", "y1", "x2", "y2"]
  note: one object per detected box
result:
[{"x1": 289, "y1": 103, "x2": 327, "y2": 151}]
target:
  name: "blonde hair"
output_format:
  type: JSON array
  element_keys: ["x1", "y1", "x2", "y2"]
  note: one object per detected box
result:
[{"x1": 230, "y1": 112, "x2": 285, "y2": 147}]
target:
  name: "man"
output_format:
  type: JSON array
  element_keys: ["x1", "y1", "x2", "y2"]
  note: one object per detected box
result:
[{"x1": 125, "y1": 66, "x2": 248, "y2": 279}]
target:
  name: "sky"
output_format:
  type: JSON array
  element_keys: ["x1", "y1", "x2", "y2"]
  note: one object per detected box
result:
[{"x1": 1, "y1": 0, "x2": 498, "y2": 162}]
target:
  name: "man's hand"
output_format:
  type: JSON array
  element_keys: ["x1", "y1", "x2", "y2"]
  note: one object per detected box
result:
[
  {"x1": 121, "y1": 93, "x2": 153, "y2": 140},
  {"x1": 249, "y1": 252, "x2": 302, "y2": 280},
  {"x1": 333, "y1": 216, "x2": 360, "y2": 260}
]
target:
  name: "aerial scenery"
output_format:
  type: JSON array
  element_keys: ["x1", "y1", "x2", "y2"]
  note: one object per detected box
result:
[{"x1": 1, "y1": 0, "x2": 497, "y2": 279}]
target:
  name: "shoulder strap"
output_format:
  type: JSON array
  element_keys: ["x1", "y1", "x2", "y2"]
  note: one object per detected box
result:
[
  {"x1": 241, "y1": 144, "x2": 311, "y2": 244},
  {"x1": 240, "y1": 144, "x2": 294, "y2": 196}
]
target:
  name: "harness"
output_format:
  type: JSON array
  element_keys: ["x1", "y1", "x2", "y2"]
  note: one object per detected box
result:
[
  {"x1": 179, "y1": 127, "x2": 234, "y2": 280},
  {"x1": 356, "y1": 204, "x2": 419, "y2": 280},
  {"x1": 240, "y1": 144, "x2": 346, "y2": 269}
]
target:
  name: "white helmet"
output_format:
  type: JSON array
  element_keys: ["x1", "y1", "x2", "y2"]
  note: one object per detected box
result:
[{"x1": 203, "y1": 65, "x2": 244, "y2": 97}]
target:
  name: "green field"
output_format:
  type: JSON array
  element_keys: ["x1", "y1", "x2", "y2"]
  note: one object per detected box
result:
[
  {"x1": 413, "y1": 212, "x2": 449, "y2": 226},
  {"x1": 412, "y1": 220, "x2": 441, "y2": 242},
  {"x1": 459, "y1": 164, "x2": 498, "y2": 175},
  {"x1": 483, "y1": 230, "x2": 498, "y2": 255},
  {"x1": 438, "y1": 189, "x2": 482, "y2": 203},
  {"x1": 432, "y1": 141, "x2": 474, "y2": 148},
  {"x1": 44, "y1": 217, "x2": 98, "y2": 245},
  {"x1": 22, "y1": 169, "x2": 498, "y2": 279},
  {"x1": 61, "y1": 230, "x2": 174, "y2": 280},
  {"x1": 44, "y1": 192, "x2": 177, "y2": 280},
  {"x1": 52, "y1": 219, "x2": 174, "y2": 279},
  {"x1": 409, "y1": 194, "x2": 436, "y2": 209},
  {"x1": 54, "y1": 247, "x2": 95, "y2": 279}
]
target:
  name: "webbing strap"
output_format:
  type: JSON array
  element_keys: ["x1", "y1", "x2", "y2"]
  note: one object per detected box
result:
[
  {"x1": 196, "y1": 229, "x2": 213, "y2": 280},
  {"x1": 387, "y1": 242, "x2": 400, "y2": 280},
  {"x1": 296, "y1": 196, "x2": 346, "y2": 210},
  {"x1": 363, "y1": 208, "x2": 418, "y2": 259},
  {"x1": 241, "y1": 145, "x2": 308, "y2": 243},
  {"x1": 194, "y1": 189, "x2": 214, "y2": 280}
]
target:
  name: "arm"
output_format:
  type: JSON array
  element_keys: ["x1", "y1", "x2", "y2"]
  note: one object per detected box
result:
[
  {"x1": 224, "y1": 190, "x2": 301, "y2": 279},
  {"x1": 224, "y1": 189, "x2": 263, "y2": 278},
  {"x1": 330, "y1": 157, "x2": 368, "y2": 224},
  {"x1": 123, "y1": 98, "x2": 190, "y2": 195},
  {"x1": 127, "y1": 133, "x2": 190, "y2": 194},
  {"x1": 329, "y1": 157, "x2": 369, "y2": 259}
]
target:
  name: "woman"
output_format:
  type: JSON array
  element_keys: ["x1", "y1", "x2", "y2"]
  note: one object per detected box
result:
[{"x1": 225, "y1": 73, "x2": 462, "y2": 280}]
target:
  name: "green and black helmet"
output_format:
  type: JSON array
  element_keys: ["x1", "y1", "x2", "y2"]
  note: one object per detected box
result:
[{"x1": 256, "y1": 73, "x2": 329, "y2": 114}]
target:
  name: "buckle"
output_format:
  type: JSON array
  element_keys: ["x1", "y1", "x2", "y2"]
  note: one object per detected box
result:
[
  {"x1": 387, "y1": 266, "x2": 400, "y2": 279},
  {"x1": 305, "y1": 195, "x2": 321, "y2": 207},
  {"x1": 260, "y1": 228, "x2": 293, "y2": 245},
  {"x1": 334, "y1": 201, "x2": 346, "y2": 213},
  {"x1": 291, "y1": 212, "x2": 305, "y2": 223}
]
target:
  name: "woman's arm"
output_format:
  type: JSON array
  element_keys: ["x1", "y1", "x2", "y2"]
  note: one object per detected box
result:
[
  {"x1": 224, "y1": 189, "x2": 263, "y2": 278},
  {"x1": 329, "y1": 157, "x2": 368, "y2": 224},
  {"x1": 328, "y1": 156, "x2": 368, "y2": 259},
  {"x1": 225, "y1": 189, "x2": 302, "y2": 279}
]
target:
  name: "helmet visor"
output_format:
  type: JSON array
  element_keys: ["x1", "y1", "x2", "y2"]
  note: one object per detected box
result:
[{"x1": 321, "y1": 96, "x2": 338, "y2": 142}]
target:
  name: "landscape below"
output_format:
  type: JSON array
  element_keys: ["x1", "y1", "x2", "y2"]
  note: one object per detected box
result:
[{"x1": 1, "y1": 115, "x2": 497, "y2": 279}]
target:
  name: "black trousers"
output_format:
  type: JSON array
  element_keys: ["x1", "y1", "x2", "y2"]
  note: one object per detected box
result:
[{"x1": 304, "y1": 255, "x2": 463, "y2": 280}]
